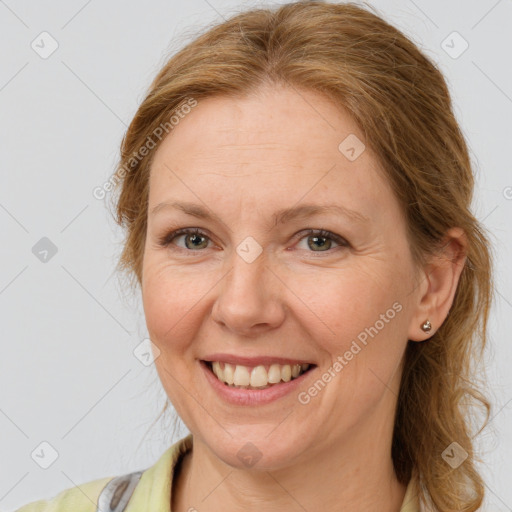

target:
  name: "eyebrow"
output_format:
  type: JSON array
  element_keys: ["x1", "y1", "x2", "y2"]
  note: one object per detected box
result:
[{"x1": 149, "y1": 200, "x2": 370, "y2": 228}]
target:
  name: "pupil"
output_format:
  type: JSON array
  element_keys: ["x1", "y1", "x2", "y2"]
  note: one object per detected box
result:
[
  {"x1": 188, "y1": 234, "x2": 205, "y2": 249},
  {"x1": 310, "y1": 236, "x2": 329, "y2": 251}
]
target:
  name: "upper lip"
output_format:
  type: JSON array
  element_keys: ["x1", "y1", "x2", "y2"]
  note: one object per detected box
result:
[{"x1": 201, "y1": 353, "x2": 315, "y2": 367}]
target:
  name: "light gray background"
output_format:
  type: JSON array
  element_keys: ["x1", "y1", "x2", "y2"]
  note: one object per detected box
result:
[{"x1": 1, "y1": 1, "x2": 511, "y2": 510}]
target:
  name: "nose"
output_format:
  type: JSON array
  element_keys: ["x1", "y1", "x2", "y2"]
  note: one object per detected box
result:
[{"x1": 211, "y1": 249, "x2": 286, "y2": 337}]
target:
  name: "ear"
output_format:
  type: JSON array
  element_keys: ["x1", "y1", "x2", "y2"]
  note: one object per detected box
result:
[{"x1": 407, "y1": 227, "x2": 468, "y2": 342}]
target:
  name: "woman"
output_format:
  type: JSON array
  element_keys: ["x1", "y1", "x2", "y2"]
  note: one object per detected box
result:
[{"x1": 16, "y1": 1, "x2": 493, "y2": 511}]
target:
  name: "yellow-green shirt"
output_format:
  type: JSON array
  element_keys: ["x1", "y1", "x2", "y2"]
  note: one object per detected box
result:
[{"x1": 14, "y1": 435, "x2": 420, "y2": 511}]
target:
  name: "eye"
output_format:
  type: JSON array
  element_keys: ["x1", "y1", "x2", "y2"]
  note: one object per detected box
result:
[
  {"x1": 158, "y1": 228, "x2": 212, "y2": 251},
  {"x1": 294, "y1": 229, "x2": 349, "y2": 253},
  {"x1": 158, "y1": 227, "x2": 349, "y2": 254}
]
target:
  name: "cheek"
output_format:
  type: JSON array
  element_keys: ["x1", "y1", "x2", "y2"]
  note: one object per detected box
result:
[
  {"x1": 141, "y1": 262, "x2": 205, "y2": 351},
  {"x1": 315, "y1": 275, "x2": 407, "y2": 400},
  {"x1": 305, "y1": 268, "x2": 400, "y2": 339},
  {"x1": 309, "y1": 265, "x2": 409, "y2": 394}
]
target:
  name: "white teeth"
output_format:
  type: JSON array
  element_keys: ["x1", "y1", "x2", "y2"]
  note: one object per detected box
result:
[
  {"x1": 233, "y1": 365, "x2": 250, "y2": 386},
  {"x1": 250, "y1": 365, "x2": 268, "y2": 387},
  {"x1": 223, "y1": 363, "x2": 235, "y2": 385},
  {"x1": 212, "y1": 361, "x2": 223, "y2": 380},
  {"x1": 209, "y1": 361, "x2": 311, "y2": 388},
  {"x1": 268, "y1": 364, "x2": 282, "y2": 384}
]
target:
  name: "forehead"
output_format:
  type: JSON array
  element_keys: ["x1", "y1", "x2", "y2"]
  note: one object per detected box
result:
[
  {"x1": 155, "y1": 86, "x2": 364, "y2": 158},
  {"x1": 148, "y1": 86, "x2": 398, "y2": 225}
]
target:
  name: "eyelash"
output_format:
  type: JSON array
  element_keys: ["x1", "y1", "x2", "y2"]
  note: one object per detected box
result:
[{"x1": 157, "y1": 227, "x2": 349, "y2": 255}]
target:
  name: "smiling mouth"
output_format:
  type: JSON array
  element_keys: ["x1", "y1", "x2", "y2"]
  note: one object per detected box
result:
[{"x1": 203, "y1": 360, "x2": 315, "y2": 389}]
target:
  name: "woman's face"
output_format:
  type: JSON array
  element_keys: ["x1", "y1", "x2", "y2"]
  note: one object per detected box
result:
[{"x1": 142, "y1": 85, "x2": 424, "y2": 469}]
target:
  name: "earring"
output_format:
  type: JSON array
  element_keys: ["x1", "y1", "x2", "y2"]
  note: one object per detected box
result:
[{"x1": 421, "y1": 319, "x2": 432, "y2": 333}]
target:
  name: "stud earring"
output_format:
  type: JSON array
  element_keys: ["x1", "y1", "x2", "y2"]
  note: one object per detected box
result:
[{"x1": 421, "y1": 319, "x2": 432, "y2": 333}]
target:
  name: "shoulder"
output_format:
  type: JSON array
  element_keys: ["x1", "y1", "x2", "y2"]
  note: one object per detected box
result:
[
  {"x1": 14, "y1": 435, "x2": 194, "y2": 512},
  {"x1": 14, "y1": 475, "x2": 117, "y2": 512}
]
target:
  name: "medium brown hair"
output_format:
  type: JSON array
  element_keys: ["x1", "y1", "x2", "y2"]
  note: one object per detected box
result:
[{"x1": 111, "y1": 2, "x2": 494, "y2": 510}]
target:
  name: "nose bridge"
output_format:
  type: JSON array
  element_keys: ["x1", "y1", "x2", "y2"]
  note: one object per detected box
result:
[
  {"x1": 224, "y1": 237, "x2": 269, "y2": 302},
  {"x1": 212, "y1": 236, "x2": 284, "y2": 332}
]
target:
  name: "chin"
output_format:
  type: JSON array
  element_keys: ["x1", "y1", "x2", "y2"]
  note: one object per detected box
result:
[{"x1": 201, "y1": 426, "x2": 310, "y2": 471}]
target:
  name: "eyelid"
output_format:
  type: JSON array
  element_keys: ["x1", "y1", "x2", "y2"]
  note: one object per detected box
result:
[
  {"x1": 294, "y1": 228, "x2": 349, "y2": 250},
  {"x1": 157, "y1": 227, "x2": 213, "y2": 248}
]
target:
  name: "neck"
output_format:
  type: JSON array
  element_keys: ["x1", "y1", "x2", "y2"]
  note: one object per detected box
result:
[{"x1": 172, "y1": 414, "x2": 407, "y2": 512}]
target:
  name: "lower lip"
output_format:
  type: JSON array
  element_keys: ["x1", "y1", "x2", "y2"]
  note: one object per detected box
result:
[{"x1": 200, "y1": 360, "x2": 314, "y2": 406}]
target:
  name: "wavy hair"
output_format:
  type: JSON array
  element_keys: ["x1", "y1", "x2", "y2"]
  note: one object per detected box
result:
[{"x1": 110, "y1": 2, "x2": 494, "y2": 510}]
